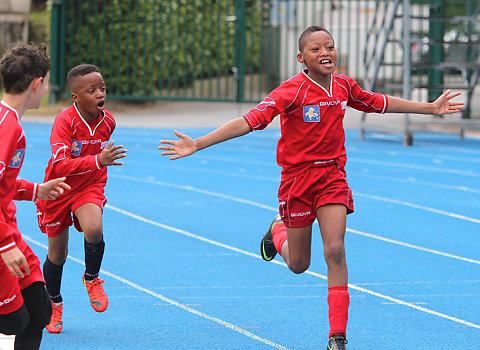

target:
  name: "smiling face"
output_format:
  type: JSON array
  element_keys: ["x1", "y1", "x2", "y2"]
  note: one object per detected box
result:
[
  {"x1": 70, "y1": 72, "x2": 106, "y2": 120},
  {"x1": 297, "y1": 30, "x2": 337, "y2": 87}
]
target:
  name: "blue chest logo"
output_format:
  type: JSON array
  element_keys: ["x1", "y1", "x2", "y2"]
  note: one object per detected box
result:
[
  {"x1": 303, "y1": 105, "x2": 320, "y2": 122},
  {"x1": 71, "y1": 140, "x2": 82, "y2": 156},
  {"x1": 9, "y1": 149, "x2": 25, "y2": 168}
]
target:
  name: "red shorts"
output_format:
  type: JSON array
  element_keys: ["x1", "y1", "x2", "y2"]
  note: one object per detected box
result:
[
  {"x1": 278, "y1": 162, "x2": 354, "y2": 228},
  {"x1": 0, "y1": 238, "x2": 44, "y2": 314},
  {"x1": 36, "y1": 186, "x2": 106, "y2": 237}
]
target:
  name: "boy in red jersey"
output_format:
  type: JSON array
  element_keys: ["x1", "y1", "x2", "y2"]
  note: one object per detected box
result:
[
  {"x1": 0, "y1": 43, "x2": 71, "y2": 350},
  {"x1": 36, "y1": 64, "x2": 127, "y2": 333},
  {"x1": 158, "y1": 26, "x2": 463, "y2": 349}
]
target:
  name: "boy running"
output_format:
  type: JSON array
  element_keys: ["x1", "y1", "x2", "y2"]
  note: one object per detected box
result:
[
  {"x1": 36, "y1": 64, "x2": 127, "y2": 333},
  {"x1": 0, "y1": 43, "x2": 70, "y2": 350},
  {"x1": 158, "y1": 26, "x2": 463, "y2": 349}
]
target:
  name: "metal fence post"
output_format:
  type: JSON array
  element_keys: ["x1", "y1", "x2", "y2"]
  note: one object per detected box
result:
[
  {"x1": 49, "y1": 0, "x2": 64, "y2": 104},
  {"x1": 234, "y1": 0, "x2": 246, "y2": 102},
  {"x1": 403, "y1": 0, "x2": 413, "y2": 145}
]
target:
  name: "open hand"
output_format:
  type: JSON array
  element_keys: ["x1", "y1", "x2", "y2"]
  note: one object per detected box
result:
[
  {"x1": 99, "y1": 141, "x2": 127, "y2": 166},
  {"x1": 432, "y1": 90, "x2": 464, "y2": 114},
  {"x1": 158, "y1": 130, "x2": 197, "y2": 160},
  {"x1": 38, "y1": 177, "x2": 71, "y2": 200},
  {"x1": 1, "y1": 247, "x2": 30, "y2": 278}
]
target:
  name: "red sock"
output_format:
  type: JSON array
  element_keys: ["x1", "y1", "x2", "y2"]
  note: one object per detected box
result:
[
  {"x1": 272, "y1": 222, "x2": 287, "y2": 256},
  {"x1": 328, "y1": 285, "x2": 349, "y2": 338}
]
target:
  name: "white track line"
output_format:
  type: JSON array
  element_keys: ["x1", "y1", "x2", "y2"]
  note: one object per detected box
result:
[
  {"x1": 109, "y1": 175, "x2": 479, "y2": 264},
  {"x1": 105, "y1": 204, "x2": 480, "y2": 330},
  {"x1": 354, "y1": 192, "x2": 480, "y2": 224},
  {"x1": 21, "y1": 236, "x2": 289, "y2": 350},
  {"x1": 347, "y1": 228, "x2": 480, "y2": 265},
  {"x1": 350, "y1": 158, "x2": 480, "y2": 177}
]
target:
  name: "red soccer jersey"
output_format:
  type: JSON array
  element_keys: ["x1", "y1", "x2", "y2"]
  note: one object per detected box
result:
[
  {"x1": 0, "y1": 101, "x2": 38, "y2": 253},
  {"x1": 38, "y1": 104, "x2": 116, "y2": 209},
  {"x1": 243, "y1": 70, "x2": 388, "y2": 178}
]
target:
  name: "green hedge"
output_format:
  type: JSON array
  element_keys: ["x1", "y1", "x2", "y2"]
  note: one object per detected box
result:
[{"x1": 63, "y1": 0, "x2": 262, "y2": 98}]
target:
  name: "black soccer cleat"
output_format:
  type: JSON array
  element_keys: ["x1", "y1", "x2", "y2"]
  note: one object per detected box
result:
[
  {"x1": 260, "y1": 214, "x2": 283, "y2": 261},
  {"x1": 327, "y1": 335, "x2": 348, "y2": 350}
]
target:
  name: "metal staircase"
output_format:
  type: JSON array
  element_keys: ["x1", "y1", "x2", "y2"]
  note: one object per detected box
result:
[{"x1": 360, "y1": 0, "x2": 480, "y2": 145}]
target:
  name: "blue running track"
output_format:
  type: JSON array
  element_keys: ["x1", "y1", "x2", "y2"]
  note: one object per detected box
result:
[{"x1": 14, "y1": 123, "x2": 480, "y2": 349}]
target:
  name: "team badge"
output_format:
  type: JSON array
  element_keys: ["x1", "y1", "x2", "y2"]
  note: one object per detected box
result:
[
  {"x1": 303, "y1": 105, "x2": 320, "y2": 122},
  {"x1": 8, "y1": 149, "x2": 24, "y2": 168},
  {"x1": 71, "y1": 140, "x2": 82, "y2": 156}
]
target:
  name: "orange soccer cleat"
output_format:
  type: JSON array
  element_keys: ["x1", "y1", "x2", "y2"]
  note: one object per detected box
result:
[
  {"x1": 46, "y1": 302, "x2": 63, "y2": 334},
  {"x1": 83, "y1": 274, "x2": 108, "y2": 312}
]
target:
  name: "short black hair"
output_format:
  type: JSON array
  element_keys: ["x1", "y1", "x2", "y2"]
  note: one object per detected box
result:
[
  {"x1": 298, "y1": 26, "x2": 333, "y2": 51},
  {"x1": 0, "y1": 43, "x2": 51, "y2": 94},
  {"x1": 67, "y1": 64, "x2": 101, "y2": 90}
]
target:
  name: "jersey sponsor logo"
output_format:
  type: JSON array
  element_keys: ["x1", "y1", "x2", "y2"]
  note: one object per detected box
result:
[
  {"x1": 318, "y1": 100, "x2": 341, "y2": 107},
  {"x1": 83, "y1": 139, "x2": 102, "y2": 145},
  {"x1": 341, "y1": 101, "x2": 347, "y2": 110},
  {"x1": 101, "y1": 140, "x2": 109, "y2": 149},
  {"x1": 0, "y1": 162, "x2": 5, "y2": 177},
  {"x1": 0, "y1": 294, "x2": 17, "y2": 307},
  {"x1": 255, "y1": 97, "x2": 276, "y2": 111},
  {"x1": 303, "y1": 105, "x2": 320, "y2": 122},
  {"x1": 290, "y1": 210, "x2": 311, "y2": 217},
  {"x1": 8, "y1": 149, "x2": 24, "y2": 168},
  {"x1": 71, "y1": 140, "x2": 82, "y2": 156}
]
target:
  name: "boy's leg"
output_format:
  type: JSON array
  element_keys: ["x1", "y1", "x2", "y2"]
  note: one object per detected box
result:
[
  {"x1": 0, "y1": 305, "x2": 29, "y2": 336},
  {"x1": 261, "y1": 215, "x2": 313, "y2": 274},
  {"x1": 316, "y1": 204, "x2": 349, "y2": 342},
  {"x1": 14, "y1": 282, "x2": 52, "y2": 350},
  {"x1": 74, "y1": 203, "x2": 107, "y2": 312},
  {"x1": 44, "y1": 227, "x2": 69, "y2": 304},
  {"x1": 43, "y1": 227, "x2": 68, "y2": 334}
]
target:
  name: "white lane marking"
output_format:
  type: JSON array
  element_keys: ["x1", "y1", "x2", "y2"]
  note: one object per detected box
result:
[
  {"x1": 22, "y1": 236, "x2": 290, "y2": 350},
  {"x1": 105, "y1": 204, "x2": 480, "y2": 330}
]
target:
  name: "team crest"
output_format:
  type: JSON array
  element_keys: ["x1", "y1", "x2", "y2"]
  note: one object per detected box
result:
[
  {"x1": 303, "y1": 105, "x2": 320, "y2": 122},
  {"x1": 71, "y1": 140, "x2": 82, "y2": 156},
  {"x1": 8, "y1": 149, "x2": 25, "y2": 168}
]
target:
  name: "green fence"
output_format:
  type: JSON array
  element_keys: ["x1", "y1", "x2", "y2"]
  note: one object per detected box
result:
[
  {"x1": 49, "y1": 0, "x2": 479, "y2": 105},
  {"x1": 49, "y1": 0, "x2": 378, "y2": 103}
]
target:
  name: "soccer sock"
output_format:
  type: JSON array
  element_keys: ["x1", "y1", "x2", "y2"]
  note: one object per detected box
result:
[
  {"x1": 84, "y1": 238, "x2": 105, "y2": 281},
  {"x1": 43, "y1": 257, "x2": 64, "y2": 304},
  {"x1": 328, "y1": 285, "x2": 350, "y2": 338},
  {"x1": 272, "y1": 222, "x2": 287, "y2": 256}
]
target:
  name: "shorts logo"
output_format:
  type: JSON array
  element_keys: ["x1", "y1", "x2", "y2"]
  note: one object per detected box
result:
[
  {"x1": 303, "y1": 105, "x2": 320, "y2": 122},
  {"x1": 290, "y1": 211, "x2": 311, "y2": 217},
  {"x1": 71, "y1": 140, "x2": 82, "y2": 156},
  {"x1": 0, "y1": 294, "x2": 17, "y2": 307},
  {"x1": 8, "y1": 149, "x2": 24, "y2": 168}
]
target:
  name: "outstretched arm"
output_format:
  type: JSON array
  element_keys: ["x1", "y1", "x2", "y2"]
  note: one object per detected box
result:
[
  {"x1": 158, "y1": 117, "x2": 251, "y2": 160},
  {"x1": 386, "y1": 90, "x2": 464, "y2": 115}
]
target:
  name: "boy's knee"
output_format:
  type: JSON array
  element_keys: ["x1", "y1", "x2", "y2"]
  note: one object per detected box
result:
[
  {"x1": 288, "y1": 258, "x2": 310, "y2": 274},
  {"x1": 0, "y1": 307, "x2": 30, "y2": 335},
  {"x1": 324, "y1": 244, "x2": 345, "y2": 265},
  {"x1": 83, "y1": 223, "x2": 103, "y2": 242},
  {"x1": 48, "y1": 251, "x2": 67, "y2": 265}
]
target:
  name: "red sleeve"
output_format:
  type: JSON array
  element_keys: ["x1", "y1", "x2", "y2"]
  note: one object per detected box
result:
[
  {"x1": 0, "y1": 122, "x2": 18, "y2": 183},
  {"x1": 49, "y1": 115, "x2": 101, "y2": 177},
  {"x1": 13, "y1": 179, "x2": 37, "y2": 201},
  {"x1": 243, "y1": 86, "x2": 291, "y2": 131},
  {"x1": 0, "y1": 120, "x2": 19, "y2": 252},
  {"x1": 341, "y1": 76, "x2": 388, "y2": 114}
]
